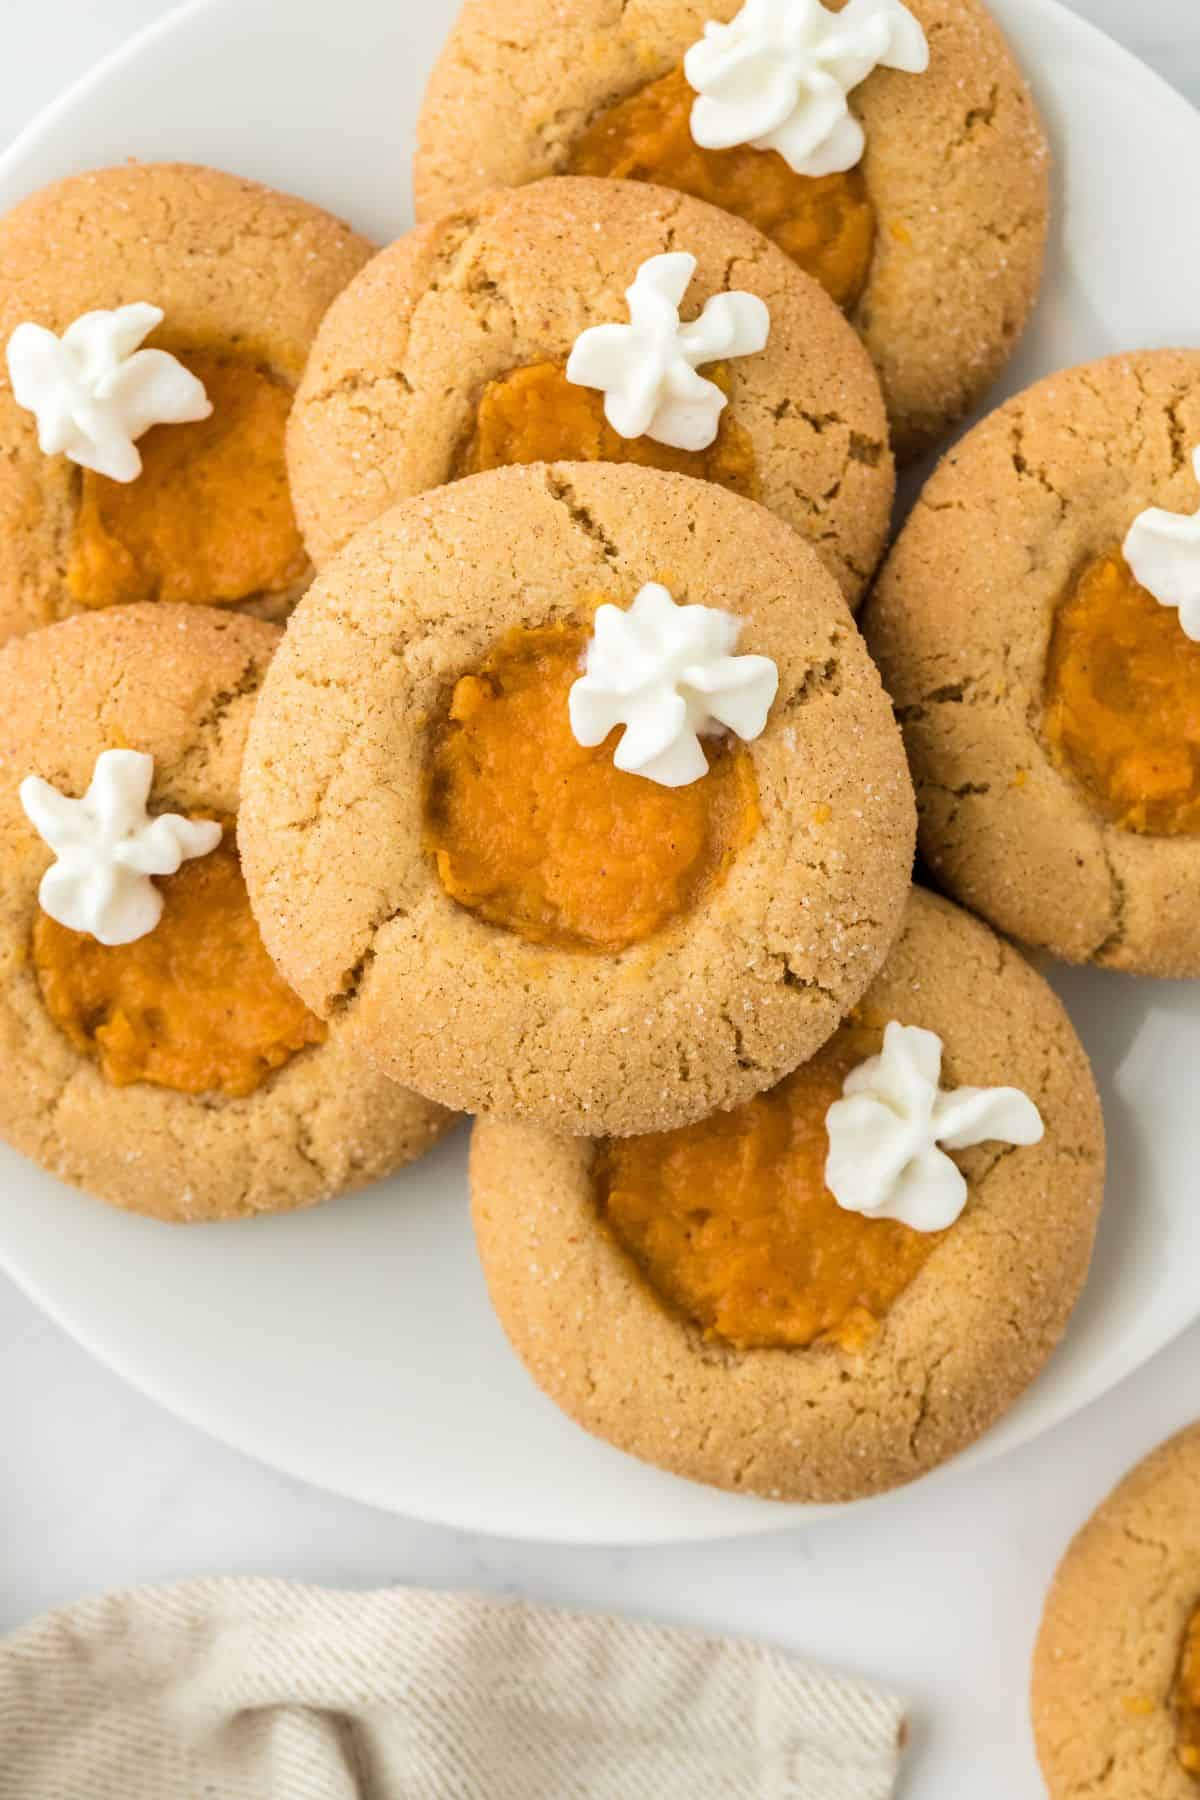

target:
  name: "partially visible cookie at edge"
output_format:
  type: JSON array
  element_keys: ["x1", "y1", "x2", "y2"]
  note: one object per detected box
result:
[
  {"x1": 864, "y1": 350, "x2": 1200, "y2": 979},
  {"x1": 1033, "y1": 1423, "x2": 1200, "y2": 1800}
]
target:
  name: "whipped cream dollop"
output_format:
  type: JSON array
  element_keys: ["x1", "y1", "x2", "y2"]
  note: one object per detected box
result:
[
  {"x1": 6, "y1": 302, "x2": 212, "y2": 483},
  {"x1": 568, "y1": 582, "x2": 778, "y2": 788},
  {"x1": 565, "y1": 251, "x2": 770, "y2": 453},
  {"x1": 684, "y1": 0, "x2": 929, "y2": 178},
  {"x1": 1123, "y1": 446, "x2": 1200, "y2": 641},
  {"x1": 824, "y1": 1021, "x2": 1044, "y2": 1233},
  {"x1": 20, "y1": 749, "x2": 223, "y2": 946}
]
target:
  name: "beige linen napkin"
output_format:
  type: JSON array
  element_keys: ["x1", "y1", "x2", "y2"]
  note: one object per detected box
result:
[{"x1": 0, "y1": 1578, "x2": 905, "y2": 1799}]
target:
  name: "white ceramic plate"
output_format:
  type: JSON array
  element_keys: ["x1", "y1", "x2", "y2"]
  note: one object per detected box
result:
[{"x1": 1, "y1": 0, "x2": 1198, "y2": 1546}]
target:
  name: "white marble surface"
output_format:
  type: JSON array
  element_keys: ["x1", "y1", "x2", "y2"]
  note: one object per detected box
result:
[{"x1": 3, "y1": 4, "x2": 1200, "y2": 1796}]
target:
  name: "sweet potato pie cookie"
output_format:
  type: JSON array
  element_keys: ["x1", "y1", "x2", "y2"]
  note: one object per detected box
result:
[
  {"x1": 866, "y1": 350, "x2": 1200, "y2": 979},
  {"x1": 0, "y1": 160, "x2": 372, "y2": 645},
  {"x1": 470, "y1": 886, "x2": 1104, "y2": 1502},
  {"x1": 1033, "y1": 1422, "x2": 1200, "y2": 1799},
  {"x1": 288, "y1": 175, "x2": 893, "y2": 607},
  {"x1": 0, "y1": 604, "x2": 453, "y2": 1223},
  {"x1": 414, "y1": 0, "x2": 1049, "y2": 458},
  {"x1": 239, "y1": 461, "x2": 915, "y2": 1137}
]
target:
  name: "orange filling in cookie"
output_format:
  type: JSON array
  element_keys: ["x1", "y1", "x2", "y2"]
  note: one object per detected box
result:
[
  {"x1": 1177, "y1": 1608, "x2": 1200, "y2": 1777},
  {"x1": 597, "y1": 1025, "x2": 946, "y2": 1352},
  {"x1": 567, "y1": 65, "x2": 875, "y2": 311},
  {"x1": 456, "y1": 360, "x2": 759, "y2": 500},
  {"x1": 33, "y1": 834, "x2": 326, "y2": 1098},
  {"x1": 67, "y1": 351, "x2": 308, "y2": 609},
  {"x1": 425, "y1": 620, "x2": 759, "y2": 951},
  {"x1": 1043, "y1": 547, "x2": 1200, "y2": 837}
]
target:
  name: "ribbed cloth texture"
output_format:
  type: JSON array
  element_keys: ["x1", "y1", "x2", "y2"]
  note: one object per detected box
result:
[{"x1": 0, "y1": 1578, "x2": 905, "y2": 1799}]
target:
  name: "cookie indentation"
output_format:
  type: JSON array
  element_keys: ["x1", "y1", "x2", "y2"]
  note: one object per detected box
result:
[
  {"x1": 67, "y1": 352, "x2": 309, "y2": 610},
  {"x1": 1044, "y1": 547, "x2": 1200, "y2": 838},
  {"x1": 566, "y1": 66, "x2": 875, "y2": 311},
  {"x1": 33, "y1": 833, "x2": 326, "y2": 1097},
  {"x1": 597, "y1": 1024, "x2": 946, "y2": 1352},
  {"x1": 1177, "y1": 1608, "x2": 1200, "y2": 1779},
  {"x1": 424, "y1": 619, "x2": 760, "y2": 952},
  {"x1": 456, "y1": 359, "x2": 759, "y2": 500}
]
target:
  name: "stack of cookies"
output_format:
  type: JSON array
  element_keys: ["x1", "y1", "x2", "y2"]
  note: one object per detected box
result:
[{"x1": 11, "y1": 0, "x2": 1164, "y2": 1528}]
